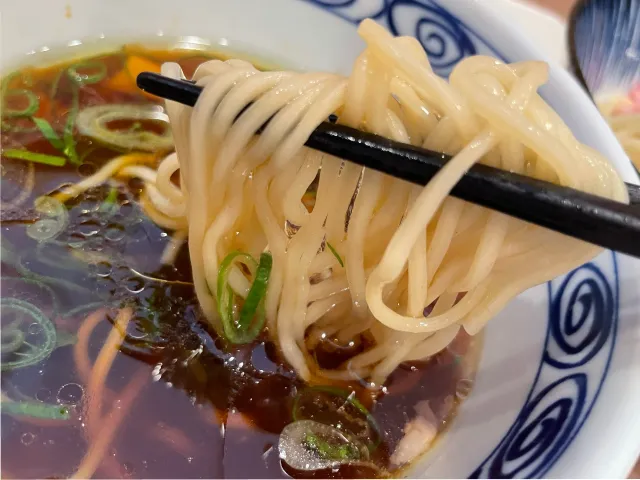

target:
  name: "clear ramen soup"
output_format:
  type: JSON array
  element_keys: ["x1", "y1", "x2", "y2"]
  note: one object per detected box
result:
[{"x1": 0, "y1": 45, "x2": 482, "y2": 479}]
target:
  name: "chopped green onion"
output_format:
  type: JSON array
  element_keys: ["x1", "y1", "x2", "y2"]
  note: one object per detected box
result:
[
  {"x1": 217, "y1": 251, "x2": 257, "y2": 341},
  {"x1": 26, "y1": 196, "x2": 70, "y2": 242},
  {"x1": 49, "y1": 68, "x2": 65, "y2": 99},
  {"x1": 1, "y1": 71, "x2": 19, "y2": 94},
  {"x1": 1, "y1": 328, "x2": 25, "y2": 354},
  {"x1": 1, "y1": 399, "x2": 69, "y2": 420},
  {"x1": 75, "y1": 104, "x2": 174, "y2": 152},
  {"x1": 3, "y1": 89, "x2": 39, "y2": 117},
  {"x1": 98, "y1": 187, "x2": 120, "y2": 216},
  {"x1": 326, "y1": 242, "x2": 344, "y2": 267},
  {"x1": 129, "y1": 121, "x2": 143, "y2": 133},
  {"x1": 216, "y1": 251, "x2": 272, "y2": 344},
  {"x1": 238, "y1": 253, "x2": 272, "y2": 332},
  {"x1": 304, "y1": 432, "x2": 361, "y2": 461},
  {"x1": 62, "y1": 86, "x2": 80, "y2": 165},
  {"x1": 278, "y1": 420, "x2": 369, "y2": 471},
  {"x1": 32, "y1": 117, "x2": 65, "y2": 151},
  {"x1": 293, "y1": 385, "x2": 382, "y2": 450},
  {"x1": 0, "y1": 298, "x2": 57, "y2": 371},
  {"x1": 2, "y1": 149, "x2": 66, "y2": 167},
  {"x1": 67, "y1": 61, "x2": 107, "y2": 85},
  {"x1": 103, "y1": 186, "x2": 119, "y2": 205}
]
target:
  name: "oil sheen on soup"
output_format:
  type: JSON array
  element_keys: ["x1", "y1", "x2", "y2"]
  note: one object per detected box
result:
[{"x1": 0, "y1": 44, "x2": 481, "y2": 479}]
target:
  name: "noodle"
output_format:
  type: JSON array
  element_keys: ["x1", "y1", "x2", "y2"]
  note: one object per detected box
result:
[
  {"x1": 608, "y1": 114, "x2": 640, "y2": 170},
  {"x1": 72, "y1": 367, "x2": 147, "y2": 479},
  {"x1": 59, "y1": 19, "x2": 628, "y2": 386},
  {"x1": 71, "y1": 308, "x2": 144, "y2": 479},
  {"x1": 84, "y1": 308, "x2": 132, "y2": 431},
  {"x1": 598, "y1": 91, "x2": 640, "y2": 170},
  {"x1": 74, "y1": 308, "x2": 109, "y2": 384}
]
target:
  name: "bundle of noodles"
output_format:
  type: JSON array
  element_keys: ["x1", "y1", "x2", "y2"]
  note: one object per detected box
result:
[
  {"x1": 598, "y1": 87, "x2": 640, "y2": 170},
  {"x1": 58, "y1": 19, "x2": 628, "y2": 386}
]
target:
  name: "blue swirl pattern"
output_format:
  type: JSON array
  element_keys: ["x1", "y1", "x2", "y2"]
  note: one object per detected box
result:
[
  {"x1": 303, "y1": 0, "x2": 504, "y2": 76},
  {"x1": 472, "y1": 254, "x2": 618, "y2": 478},
  {"x1": 299, "y1": 1, "x2": 620, "y2": 477}
]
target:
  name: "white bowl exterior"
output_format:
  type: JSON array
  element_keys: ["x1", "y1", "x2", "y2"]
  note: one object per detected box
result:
[{"x1": 1, "y1": 1, "x2": 639, "y2": 478}]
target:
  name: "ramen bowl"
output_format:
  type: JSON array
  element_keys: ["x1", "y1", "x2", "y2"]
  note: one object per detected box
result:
[
  {"x1": 569, "y1": 0, "x2": 640, "y2": 102},
  {"x1": 1, "y1": 0, "x2": 640, "y2": 478}
]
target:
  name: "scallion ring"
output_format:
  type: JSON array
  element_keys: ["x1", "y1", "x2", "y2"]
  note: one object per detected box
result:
[
  {"x1": 75, "y1": 104, "x2": 174, "y2": 152},
  {"x1": 26, "y1": 196, "x2": 69, "y2": 242},
  {"x1": 0, "y1": 298, "x2": 57, "y2": 371},
  {"x1": 1, "y1": 398, "x2": 70, "y2": 420},
  {"x1": 292, "y1": 385, "x2": 382, "y2": 451},
  {"x1": 67, "y1": 61, "x2": 107, "y2": 85},
  {"x1": 216, "y1": 251, "x2": 273, "y2": 344},
  {"x1": 3, "y1": 89, "x2": 39, "y2": 117}
]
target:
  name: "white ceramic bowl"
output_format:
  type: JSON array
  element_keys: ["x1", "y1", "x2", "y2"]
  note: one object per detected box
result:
[{"x1": 2, "y1": 0, "x2": 639, "y2": 478}]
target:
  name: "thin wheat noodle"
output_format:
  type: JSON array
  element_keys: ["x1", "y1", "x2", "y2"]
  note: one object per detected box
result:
[
  {"x1": 74, "y1": 308, "x2": 109, "y2": 384},
  {"x1": 71, "y1": 367, "x2": 147, "y2": 479},
  {"x1": 84, "y1": 308, "x2": 132, "y2": 435}
]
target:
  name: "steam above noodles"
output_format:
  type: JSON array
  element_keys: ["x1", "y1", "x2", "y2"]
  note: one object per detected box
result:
[{"x1": 59, "y1": 19, "x2": 628, "y2": 386}]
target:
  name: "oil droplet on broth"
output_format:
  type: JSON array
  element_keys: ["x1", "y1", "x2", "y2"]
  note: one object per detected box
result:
[
  {"x1": 36, "y1": 388, "x2": 52, "y2": 402},
  {"x1": 455, "y1": 378, "x2": 473, "y2": 401},
  {"x1": 20, "y1": 432, "x2": 36, "y2": 446},
  {"x1": 76, "y1": 220, "x2": 101, "y2": 237},
  {"x1": 68, "y1": 233, "x2": 86, "y2": 249},
  {"x1": 124, "y1": 276, "x2": 145, "y2": 294},
  {"x1": 95, "y1": 275, "x2": 117, "y2": 291},
  {"x1": 122, "y1": 461, "x2": 135, "y2": 478},
  {"x1": 57, "y1": 383, "x2": 84, "y2": 405},
  {"x1": 118, "y1": 201, "x2": 134, "y2": 217},
  {"x1": 77, "y1": 163, "x2": 98, "y2": 177},
  {"x1": 94, "y1": 261, "x2": 113, "y2": 277},
  {"x1": 28, "y1": 322, "x2": 43, "y2": 335},
  {"x1": 105, "y1": 223, "x2": 125, "y2": 242},
  {"x1": 127, "y1": 318, "x2": 149, "y2": 340}
]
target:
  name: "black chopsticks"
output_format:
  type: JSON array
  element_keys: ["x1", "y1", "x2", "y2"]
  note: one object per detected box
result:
[{"x1": 137, "y1": 71, "x2": 640, "y2": 259}]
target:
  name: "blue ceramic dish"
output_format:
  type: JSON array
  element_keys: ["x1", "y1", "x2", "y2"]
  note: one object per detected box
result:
[
  {"x1": 569, "y1": 0, "x2": 640, "y2": 98},
  {"x1": 0, "y1": 0, "x2": 639, "y2": 478}
]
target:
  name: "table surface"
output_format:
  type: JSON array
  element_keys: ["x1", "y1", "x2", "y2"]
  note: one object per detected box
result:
[
  {"x1": 529, "y1": 0, "x2": 577, "y2": 17},
  {"x1": 524, "y1": 1, "x2": 639, "y2": 477}
]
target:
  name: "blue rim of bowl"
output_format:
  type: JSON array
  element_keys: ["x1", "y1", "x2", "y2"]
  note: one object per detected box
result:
[
  {"x1": 567, "y1": 0, "x2": 592, "y2": 97},
  {"x1": 300, "y1": 1, "x2": 620, "y2": 477}
]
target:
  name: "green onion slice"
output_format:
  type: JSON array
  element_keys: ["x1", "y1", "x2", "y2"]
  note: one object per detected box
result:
[
  {"x1": 216, "y1": 251, "x2": 272, "y2": 344},
  {"x1": 2, "y1": 149, "x2": 66, "y2": 167},
  {"x1": 326, "y1": 241, "x2": 344, "y2": 267},
  {"x1": 3, "y1": 89, "x2": 39, "y2": 118},
  {"x1": 1, "y1": 398, "x2": 70, "y2": 420},
  {"x1": 278, "y1": 420, "x2": 369, "y2": 471},
  {"x1": 26, "y1": 196, "x2": 70, "y2": 242},
  {"x1": 32, "y1": 117, "x2": 65, "y2": 151},
  {"x1": 0, "y1": 298, "x2": 57, "y2": 371},
  {"x1": 304, "y1": 431, "x2": 363, "y2": 461},
  {"x1": 75, "y1": 104, "x2": 174, "y2": 152},
  {"x1": 67, "y1": 61, "x2": 107, "y2": 86},
  {"x1": 62, "y1": 86, "x2": 81, "y2": 165},
  {"x1": 98, "y1": 186, "x2": 120, "y2": 216},
  {"x1": 293, "y1": 385, "x2": 382, "y2": 450}
]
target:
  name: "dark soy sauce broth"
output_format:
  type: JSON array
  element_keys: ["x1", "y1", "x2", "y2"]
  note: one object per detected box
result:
[{"x1": 0, "y1": 45, "x2": 481, "y2": 479}]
